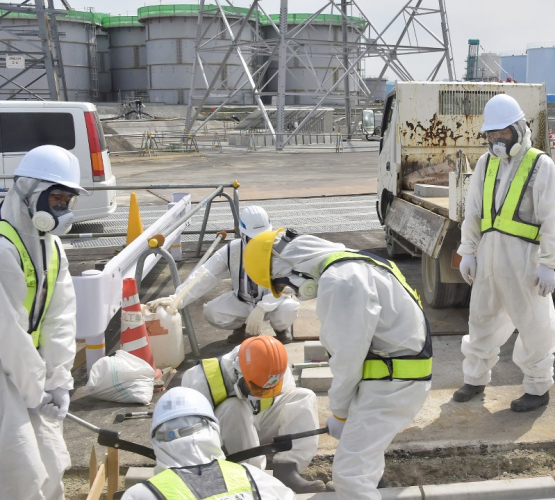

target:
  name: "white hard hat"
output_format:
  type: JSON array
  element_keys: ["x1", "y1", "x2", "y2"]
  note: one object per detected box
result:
[
  {"x1": 151, "y1": 387, "x2": 218, "y2": 437},
  {"x1": 481, "y1": 94, "x2": 525, "y2": 132},
  {"x1": 239, "y1": 206, "x2": 272, "y2": 239},
  {"x1": 14, "y1": 145, "x2": 89, "y2": 195}
]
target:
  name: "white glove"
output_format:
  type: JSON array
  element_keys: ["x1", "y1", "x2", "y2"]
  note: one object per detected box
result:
[
  {"x1": 326, "y1": 414, "x2": 346, "y2": 440},
  {"x1": 47, "y1": 388, "x2": 70, "y2": 420},
  {"x1": 29, "y1": 391, "x2": 54, "y2": 417},
  {"x1": 459, "y1": 254, "x2": 477, "y2": 285},
  {"x1": 245, "y1": 305, "x2": 266, "y2": 336},
  {"x1": 535, "y1": 264, "x2": 555, "y2": 297},
  {"x1": 146, "y1": 296, "x2": 174, "y2": 310}
]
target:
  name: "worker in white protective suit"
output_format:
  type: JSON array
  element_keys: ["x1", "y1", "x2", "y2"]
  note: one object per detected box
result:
[
  {"x1": 148, "y1": 206, "x2": 299, "y2": 344},
  {"x1": 243, "y1": 229, "x2": 432, "y2": 500},
  {"x1": 0, "y1": 145, "x2": 88, "y2": 499},
  {"x1": 122, "y1": 386, "x2": 296, "y2": 500},
  {"x1": 454, "y1": 94, "x2": 555, "y2": 412},
  {"x1": 180, "y1": 335, "x2": 325, "y2": 494}
]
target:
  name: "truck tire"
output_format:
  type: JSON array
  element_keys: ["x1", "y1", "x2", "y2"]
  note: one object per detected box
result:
[{"x1": 421, "y1": 253, "x2": 470, "y2": 308}]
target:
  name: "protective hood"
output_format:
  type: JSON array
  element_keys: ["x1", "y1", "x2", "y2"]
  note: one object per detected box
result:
[
  {"x1": 271, "y1": 234, "x2": 348, "y2": 280},
  {"x1": 0, "y1": 177, "x2": 58, "y2": 278},
  {"x1": 152, "y1": 415, "x2": 225, "y2": 474}
]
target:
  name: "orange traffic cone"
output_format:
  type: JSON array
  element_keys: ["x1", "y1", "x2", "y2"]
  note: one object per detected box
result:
[{"x1": 121, "y1": 277, "x2": 162, "y2": 380}]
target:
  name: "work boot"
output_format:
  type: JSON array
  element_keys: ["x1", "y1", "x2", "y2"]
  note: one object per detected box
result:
[
  {"x1": 226, "y1": 324, "x2": 253, "y2": 344},
  {"x1": 452, "y1": 384, "x2": 485, "y2": 402},
  {"x1": 510, "y1": 392, "x2": 550, "y2": 412},
  {"x1": 274, "y1": 326, "x2": 293, "y2": 345},
  {"x1": 271, "y1": 462, "x2": 326, "y2": 494}
]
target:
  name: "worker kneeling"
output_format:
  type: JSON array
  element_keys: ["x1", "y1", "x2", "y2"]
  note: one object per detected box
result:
[
  {"x1": 148, "y1": 206, "x2": 299, "y2": 344},
  {"x1": 243, "y1": 229, "x2": 432, "y2": 500},
  {"x1": 181, "y1": 335, "x2": 325, "y2": 493},
  {"x1": 122, "y1": 387, "x2": 295, "y2": 499}
]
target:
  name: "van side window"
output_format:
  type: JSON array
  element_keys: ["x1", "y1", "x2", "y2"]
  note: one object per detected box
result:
[{"x1": 0, "y1": 112, "x2": 76, "y2": 153}]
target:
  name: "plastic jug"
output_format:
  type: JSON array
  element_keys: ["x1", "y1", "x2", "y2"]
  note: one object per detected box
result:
[{"x1": 142, "y1": 304, "x2": 185, "y2": 368}]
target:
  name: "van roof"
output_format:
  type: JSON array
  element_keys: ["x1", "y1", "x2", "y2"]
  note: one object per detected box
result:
[{"x1": 0, "y1": 101, "x2": 97, "y2": 111}]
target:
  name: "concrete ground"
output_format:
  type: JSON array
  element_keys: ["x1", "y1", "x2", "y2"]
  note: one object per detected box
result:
[{"x1": 63, "y1": 146, "x2": 555, "y2": 495}]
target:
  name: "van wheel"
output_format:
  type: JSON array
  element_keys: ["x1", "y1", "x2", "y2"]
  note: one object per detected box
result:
[{"x1": 421, "y1": 253, "x2": 470, "y2": 308}]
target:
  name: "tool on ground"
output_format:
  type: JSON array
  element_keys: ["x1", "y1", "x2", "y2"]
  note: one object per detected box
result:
[
  {"x1": 115, "y1": 411, "x2": 154, "y2": 422},
  {"x1": 226, "y1": 427, "x2": 329, "y2": 463},
  {"x1": 67, "y1": 412, "x2": 156, "y2": 461}
]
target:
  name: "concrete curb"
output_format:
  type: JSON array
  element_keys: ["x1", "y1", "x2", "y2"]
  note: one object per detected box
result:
[{"x1": 297, "y1": 476, "x2": 555, "y2": 500}]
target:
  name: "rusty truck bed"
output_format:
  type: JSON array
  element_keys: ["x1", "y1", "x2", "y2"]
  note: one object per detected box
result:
[{"x1": 400, "y1": 190, "x2": 450, "y2": 219}]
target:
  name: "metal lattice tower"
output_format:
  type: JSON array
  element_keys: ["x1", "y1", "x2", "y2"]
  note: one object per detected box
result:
[
  {"x1": 185, "y1": 0, "x2": 456, "y2": 150},
  {"x1": 0, "y1": 0, "x2": 67, "y2": 100}
]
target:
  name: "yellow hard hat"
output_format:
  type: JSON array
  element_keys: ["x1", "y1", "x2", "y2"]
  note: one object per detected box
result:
[{"x1": 243, "y1": 228, "x2": 284, "y2": 297}]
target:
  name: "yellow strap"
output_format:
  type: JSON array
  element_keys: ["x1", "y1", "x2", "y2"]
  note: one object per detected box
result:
[
  {"x1": 218, "y1": 459, "x2": 253, "y2": 497},
  {"x1": 259, "y1": 397, "x2": 274, "y2": 412},
  {"x1": 147, "y1": 469, "x2": 195, "y2": 500},
  {"x1": 202, "y1": 358, "x2": 228, "y2": 407},
  {"x1": 362, "y1": 358, "x2": 433, "y2": 380}
]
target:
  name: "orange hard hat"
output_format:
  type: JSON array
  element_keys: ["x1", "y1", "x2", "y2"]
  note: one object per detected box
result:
[{"x1": 238, "y1": 336, "x2": 288, "y2": 398}]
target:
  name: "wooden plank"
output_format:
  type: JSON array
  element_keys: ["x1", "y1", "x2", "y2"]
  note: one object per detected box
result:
[
  {"x1": 87, "y1": 458, "x2": 106, "y2": 500},
  {"x1": 400, "y1": 190, "x2": 450, "y2": 217},
  {"x1": 89, "y1": 445, "x2": 97, "y2": 488},
  {"x1": 107, "y1": 447, "x2": 119, "y2": 500}
]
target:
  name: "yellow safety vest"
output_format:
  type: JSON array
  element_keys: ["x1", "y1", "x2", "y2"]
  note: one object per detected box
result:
[
  {"x1": 0, "y1": 220, "x2": 60, "y2": 348},
  {"x1": 201, "y1": 358, "x2": 274, "y2": 413},
  {"x1": 320, "y1": 251, "x2": 432, "y2": 381},
  {"x1": 481, "y1": 147, "x2": 544, "y2": 243},
  {"x1": 145, "y1": 459, "x2": 258, "y2": 500}
]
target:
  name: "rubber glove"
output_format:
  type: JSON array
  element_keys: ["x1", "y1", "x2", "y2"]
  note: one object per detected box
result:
[
  {"x1": 326, "y1": 414, "x2": 346, "y2": 440},
  {"x1": 535, "y1": 264, "x2": 555, "y2": 297},
  {"x1": 29, "y1": 391, "x2": 54, "y2": 416},
  {"x1": 146, "y1": 296, "x2": 174, "y2": 310},
  {"x1": 245, "y1": 305, "x2": 266, "y2": 336},
  {"x1": 47, "y1": 388, "x2": 70, "y2": 420},
  {"x1": 459, "y1": 254, "x2": 476, "y2": 285}
]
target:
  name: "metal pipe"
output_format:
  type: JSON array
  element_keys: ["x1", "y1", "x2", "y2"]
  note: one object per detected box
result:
[
  {"x1": 66, "y1": 412, "x2": 101, "y2": 434},
  {"x1": 193, "y1": 231, "x2": 227, "y2": 272},
  {"x1": 59, "y1": 229, "x2": 235, "y2": 240}
]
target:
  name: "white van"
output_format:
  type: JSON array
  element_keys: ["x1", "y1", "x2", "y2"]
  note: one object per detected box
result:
[{"x1": 0, "y1": 101, "x2": 117, "y2": 223}]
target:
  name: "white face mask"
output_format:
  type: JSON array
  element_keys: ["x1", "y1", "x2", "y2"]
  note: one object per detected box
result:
[{"x1": 490, "y1": 141, "x2": 511, "y2": 159}]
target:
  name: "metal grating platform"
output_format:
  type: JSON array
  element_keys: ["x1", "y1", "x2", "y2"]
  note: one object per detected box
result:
[{"x1": 70, "y1": 195, "x2": 380, "y2": 249}]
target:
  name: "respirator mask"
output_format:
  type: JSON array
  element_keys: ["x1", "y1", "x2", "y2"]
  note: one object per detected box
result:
[
  {"x1": 487, "y1": 125, "x2": 522, "y2": 160},
  {"x1": 234, "y1": 377, "x2": 263, "y2": 415},
  {"x1": 32, "y1": 184, "x2": 78, "y2": 235},
  {"x1": 272, "y1": 272, "x2": 318, "y2": 301}
]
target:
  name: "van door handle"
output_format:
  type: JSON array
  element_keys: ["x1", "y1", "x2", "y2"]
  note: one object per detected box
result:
[{"x1": 386, "y1": 161, "x2": 390, "y2": 171}]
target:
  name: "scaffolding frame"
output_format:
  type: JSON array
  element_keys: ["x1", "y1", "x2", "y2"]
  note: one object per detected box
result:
[{"x1": 185, "y1": 0, "x2": 455, "y2": 150}]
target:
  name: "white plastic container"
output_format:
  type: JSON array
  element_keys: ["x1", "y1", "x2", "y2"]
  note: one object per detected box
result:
[{"x1": 141, "y1": 305, "x2": 185, "y2": 368}]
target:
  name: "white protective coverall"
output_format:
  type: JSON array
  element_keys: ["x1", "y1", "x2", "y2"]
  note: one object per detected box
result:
[
  {"x1": 270, "y1": 235, "x2": 431, "y2": 500},
  {"x1": 0, "y1": 178, "x2": 75, "y2": 500},
  {"x1": 181, "y1": 345, "x2": 319, "y2": 471},
  {"x1": 458, "y1": 125, "x2": 555, "y2": 395},
  {"x1": 121, "y1": 415, "x2": 295, "y2": 500},
  {"x1": 175, "y1": 239, "x2": 299, "y2": 331}
]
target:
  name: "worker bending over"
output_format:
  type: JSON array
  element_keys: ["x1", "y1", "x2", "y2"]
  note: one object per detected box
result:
[
  {"x1": 181, "y1": 335, "x2": 324, "y2": 493},
  {"x1": 243, "y1": 229, "x2": 432, "y2": 500}
]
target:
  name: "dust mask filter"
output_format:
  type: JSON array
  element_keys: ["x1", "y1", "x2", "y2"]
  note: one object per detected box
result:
[{"x1": 288, "y1": 273, "x2": 318, "y2": 301}]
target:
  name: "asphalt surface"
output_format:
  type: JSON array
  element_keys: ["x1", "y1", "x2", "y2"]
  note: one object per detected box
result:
[{"x1": 63, "y1": 145, "x2": 555, "y2": 492}]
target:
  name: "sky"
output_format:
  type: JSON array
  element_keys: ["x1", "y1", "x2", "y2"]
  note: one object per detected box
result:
[{"x1": 65, "y1": 0, "x2": 554, "y2": 81}]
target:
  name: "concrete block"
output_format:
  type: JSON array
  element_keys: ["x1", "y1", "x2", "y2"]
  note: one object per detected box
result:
[
  {"x1": 422, "y1": 476, "x2": 555, "y2": 499},
  {"x1": 300, "y1": 366, "x2": 333, "y2": 392},
  {"x1": 297, "y1": 487, "x2": 422, "y2": 499},
  {"x1": 304, "y1": 341, "x2": 329, "y2": 362},
  {"x1": 125, "y1": 467, "x2": 155, "y2": 489},
  {"x1": 414, "y1": 184, "x2": 449, "y2": 198}
]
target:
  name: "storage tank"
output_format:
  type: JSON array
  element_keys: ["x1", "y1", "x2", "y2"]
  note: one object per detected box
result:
[
  {"x1": 527, "y1": 46, "x2": 555, "y2": 93},
  {"x1": 0, "y1": 9, "x2": 105, "y2": 101},
  {"x1": 138, "y1": 4, "x2": 256, "y2": 105},
  {"x1": 102, "y1": 15, "x2": 147, "y2": 101},
  {"x1": 478, "y1": 52, "x2": 500, "y2": 81},
  {"x1": 500, "y1": 53, "x2": 526, "y2": 83},
  {"x1": 363, "y1": 77, "x2": 387, "y2": 102},
  {"x1": 96, "y1": 27, "x2": 111, "y2": 101},
  {"x1": 262, "y1": 13, "x2": 364, "y2": 106}
]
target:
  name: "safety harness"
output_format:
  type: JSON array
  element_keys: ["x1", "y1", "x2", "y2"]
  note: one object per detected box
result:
[
  {"x1": 481, "y1": 147, "x2": 544, "y2": 243},
  {"x1": 200, "y1": 358, "x2": 274, "y2": 413},
  {"x1": 320, "y1": 250, "x2": 432, "y2": 382},
  {"x1": 0, "y1": 220, "x2": 60, "y2": 348},
  {"x1": 144, "y1": 458, "x2": 261, "y2": 500}
]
